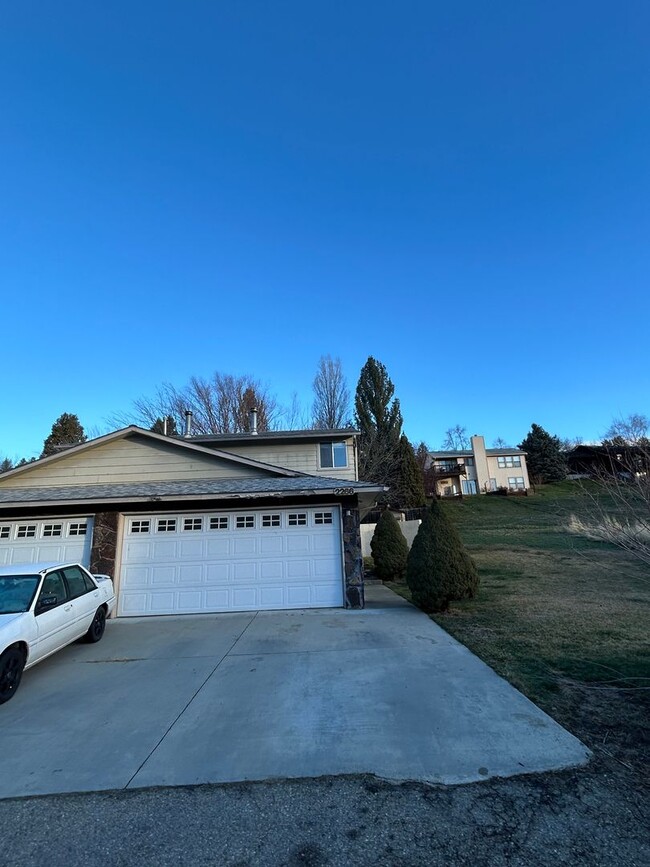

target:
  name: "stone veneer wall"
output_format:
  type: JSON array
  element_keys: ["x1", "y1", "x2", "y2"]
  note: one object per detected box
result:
[
  {"x1": 90, "y1": 511, "x2": 119, "y2": 576},
  {"x1": 342, "y1": 506, "x2": 364, "y2": 609}
]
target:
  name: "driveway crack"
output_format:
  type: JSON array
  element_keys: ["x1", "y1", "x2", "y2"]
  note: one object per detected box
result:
[{"x1": 124, "y1": 611, "x2": 259, "y2": 789}]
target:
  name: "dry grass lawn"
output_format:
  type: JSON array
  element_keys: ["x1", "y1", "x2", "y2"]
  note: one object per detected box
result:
[{"x1": 387, "y1": 482, "x2": 649, "y2": 773}]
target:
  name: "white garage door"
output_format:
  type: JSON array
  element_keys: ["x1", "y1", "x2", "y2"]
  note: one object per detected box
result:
[
  {"x1": 0, "y1": 517, "x2": 93, "y2": 566},
  {"x1": 118, "y1": 506, "x2": 344, "y2": 616}
]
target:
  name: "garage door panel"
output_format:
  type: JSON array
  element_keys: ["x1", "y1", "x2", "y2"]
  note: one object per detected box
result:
[
  {"x1": 206, "y1": 563, "x2": 230, "y2": 582},
  {"x1": 232, "y1": 588, "x2": 257, "y2": 608},
  {"x1": 118, "y1": 507, "x2": 344, "y2": 615},
  {"x1": 260, "y1": 536, "x2": 284, "y2": 555},
  {"x1": 286, "y1": 535, "x2": 310, "y2": 554},
  {"x1": 151, "y1": 540, "x2": 177, "y2": 559},
  {"x1": 233, "y1": 562, "x2": 256, "y2": 581},
  {"x1": 233, "y1": 537, "x2": 257, "y2": 556},
  {"x1": 206, "y1": 538, "x2": 230, "y2": 556},
  {"x1": 179, "y1": 539, "x2": 203, "y2": 558}
]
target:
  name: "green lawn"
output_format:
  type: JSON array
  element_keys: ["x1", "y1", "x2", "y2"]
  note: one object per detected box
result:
[{"x1": 387, "y1": 482, "x2": 649, "y2": 763}]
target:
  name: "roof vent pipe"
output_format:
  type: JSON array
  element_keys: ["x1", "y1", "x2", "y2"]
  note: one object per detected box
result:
[
  {"x1": 184, "y1": 410, "x2": 193, "y2": 438},
  {"x1": 249, "y1": 407, "x2": 258, "y2": 435}
]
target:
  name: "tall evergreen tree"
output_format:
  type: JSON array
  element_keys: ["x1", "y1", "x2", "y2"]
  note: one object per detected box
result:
[
  {"x1": 0, "y1": 458, "x2": 12, "y2": 473},
  {"x1": 354, "y1": 357, "x2": 403, "y2": 485},
  {"x1": 518, "y1": 423, "x2": 567, "y2": 484},
  {"x1": 41, "y1": 413, "x2": 86, "y2": 457},
  {"x1": 392, "y1": 435, "x2": 426, "y2": 508},
  {"x1": 406, "y1": 500, "x2": 479, "y2": 612}
]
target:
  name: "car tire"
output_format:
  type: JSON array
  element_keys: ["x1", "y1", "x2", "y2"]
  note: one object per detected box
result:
[
  {"x1": 85, "y1": 607, "x2": 107, "y2": 643},
  {"x1": 0, "y1": 646, "x2": 26, "y2": 705}
]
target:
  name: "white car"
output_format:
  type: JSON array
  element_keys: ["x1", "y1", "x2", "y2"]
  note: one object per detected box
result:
[{"x1": 0, "y1": 562, "x2": 116, "y2": 704}]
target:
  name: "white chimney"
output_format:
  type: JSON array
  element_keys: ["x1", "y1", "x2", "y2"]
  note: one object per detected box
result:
[{"x1": 184, "y1": 410, "x2": 193, "y2": 438}]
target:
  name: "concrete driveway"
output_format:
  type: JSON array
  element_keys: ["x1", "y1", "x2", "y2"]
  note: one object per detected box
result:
[{"x1": 0, "y1": 586, "x2": 590, "y2": 799}]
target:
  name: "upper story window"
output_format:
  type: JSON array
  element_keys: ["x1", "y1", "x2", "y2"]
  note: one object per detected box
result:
[
  {"x1": 498, "y1": 455, "x2": 521, "y2": 468},
  {"x1": 319, "y1": 442, "x2": 348, "y2": 469}
]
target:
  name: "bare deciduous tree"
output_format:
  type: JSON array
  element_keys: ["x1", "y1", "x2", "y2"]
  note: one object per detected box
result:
[
  {"x1": 111, "y1": 372, "x2": 280, "y2": 435},
  {"x1": 312, "y1": 355, "x2": 351, "y2": 429},
  {"x1": 441, "y1": 425, "x2": 469, "y2": 451},
  {"x1": 492, "y1": 437, "x2": 507, "y2": 448},
  {"x1": 570, "y1": 413, "x2": 650, "y2": 570}
]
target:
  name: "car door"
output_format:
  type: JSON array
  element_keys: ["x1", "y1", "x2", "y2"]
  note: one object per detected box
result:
[
  {"x1": 60, "y1": 565, "x2": 101, "y2": 638},
  {"x1": 31, "y1": 570, "x2": 78, "y2": 664}
]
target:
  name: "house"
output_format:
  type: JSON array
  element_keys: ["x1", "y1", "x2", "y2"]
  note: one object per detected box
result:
[
  {"x1": 426, "y1": 435, "x2": 531, "y2": 496},
  {"x1": 0, "y1": 420, "x2": 384, "y2": 616},
  {"x1": 567, "y1": 444, "x2": 649, "y2": 478}
]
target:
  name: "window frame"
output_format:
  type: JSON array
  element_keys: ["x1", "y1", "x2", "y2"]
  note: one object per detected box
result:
[{"x1": 319, "y1": 441, "x2": 348, "y2": 469}]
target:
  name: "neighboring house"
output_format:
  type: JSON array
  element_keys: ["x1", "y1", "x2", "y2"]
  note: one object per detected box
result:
[
  {"x1": 426, "y1": 435, "x2": 530, "y2": 496},
  {"x1": 0, "y1": 424, "x2": 383, "y2": 616},
  {"x1": 567, "y1": 444, "x2": 649, "y2": 478}
]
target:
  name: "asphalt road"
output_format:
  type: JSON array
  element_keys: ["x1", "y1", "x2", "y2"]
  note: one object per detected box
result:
[{"x1": 1, "y1": 764, "x2": 647, "y2": 867}]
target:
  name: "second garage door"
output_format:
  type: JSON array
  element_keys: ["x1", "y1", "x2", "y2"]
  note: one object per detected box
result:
[{"x1": 118, "y1": 506, "x2": 344, "y2": 616}]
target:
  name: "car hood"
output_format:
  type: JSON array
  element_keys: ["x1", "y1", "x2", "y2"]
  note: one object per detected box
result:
[{"x1": 0, "y1": 612, "x2": 29, "y2": 633}]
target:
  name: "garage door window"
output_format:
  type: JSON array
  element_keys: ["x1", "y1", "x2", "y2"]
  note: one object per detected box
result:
[
  {"x1": 288, "y1": 513, "x2": 307, "y2": 526},
  {"x1": 130, "y1": 520, "x2": 150, "y2": 534},
  {"x1": 183, "y1": 518, "x2": 203, "y2": 531},
  {"x1": 157, "y1": 519, "x2": 176, "y2": 532},
  {"x1": 236, "y1": 516, "x2": 255, "y2": 529},
  {"x1": 210, "y1": 516, "x2": 228, "y2": 530},
  {"x1": 262, "y1": 514, "x2": 281, "y2": 527},
  {"x1": 314, "y1": 512, "x2": 333, "y2": 525},
  {"x1": 0, "y1": 527, "x2": 10, "y2": 539},
  {"x1": 42, "y1": 523, "x2": 63, "y2": 537},
  {"x1": 68, "y1": 522, "x2": 87, "y2": 536},
  {"x1": 17, "y1": 525, "x2": 36, "y2": 538}
]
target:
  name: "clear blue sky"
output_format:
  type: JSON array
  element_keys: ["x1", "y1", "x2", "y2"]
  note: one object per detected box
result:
[{"x1": 2, "y1": 1, "x2": 648, "y2": 460}]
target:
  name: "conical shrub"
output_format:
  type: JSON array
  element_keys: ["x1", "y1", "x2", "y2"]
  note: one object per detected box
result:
[
  {"x1": 370, "y1": 511, "x2": 409, "y2": 582},
  {"x1": 406, "y1": 499, "x2": 479, "y2": 612}
]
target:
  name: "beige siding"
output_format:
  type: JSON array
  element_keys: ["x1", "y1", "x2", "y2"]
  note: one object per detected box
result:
[
  {"x1": 0, "y1": 436, "x2": 272, "y2": 488},
  {"x1": 486, "y1": 455, "x2": 531, "y2": 490},
  {"x1": 223, "y1": 439, "x2": 357, "y2": 481}
]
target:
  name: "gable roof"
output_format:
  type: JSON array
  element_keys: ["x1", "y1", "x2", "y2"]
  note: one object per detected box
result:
[{"x1": 0, "y1": 426, "x2": 299, "y2": 485}]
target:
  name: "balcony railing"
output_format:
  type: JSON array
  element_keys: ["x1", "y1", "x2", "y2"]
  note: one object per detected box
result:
[{"x1": 430, "y1": 462, "x2": 466, "y2": 477}]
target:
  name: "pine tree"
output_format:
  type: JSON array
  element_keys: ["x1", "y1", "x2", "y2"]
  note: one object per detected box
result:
[
  {"x1": 518, "y1": 423, "x2": 567, "y2": 484},
  {"x1": 392, "y1": 435, "x2": 426, "y2": 508},
  {"x1": 406, "y1": 500, "x2": 479, "y2": 612},
  {"x1": 0, "y1": 458, "x2": 12, "y2": 473},
  {"x1": 354, "y1": 357, "x2": 403, "y2": 485},
  {"x1": 370, "y1": 511, "x2": 409, "y2": 582},
  {"x1": 41, "y1": 413, "x2": 86, "y2": 457}
]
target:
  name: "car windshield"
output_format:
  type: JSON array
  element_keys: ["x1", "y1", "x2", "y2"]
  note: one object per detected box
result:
[{"x1": 0, "y1": 575, "x2": 41, "y2": 614}]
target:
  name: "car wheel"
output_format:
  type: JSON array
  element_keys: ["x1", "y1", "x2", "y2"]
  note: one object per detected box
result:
[
  {"x1": 0, "y1": 647, "x2": 26, "y2": 704},
  {"x1": 85, "y1": 607, "x2": 107, "y2": 643}
]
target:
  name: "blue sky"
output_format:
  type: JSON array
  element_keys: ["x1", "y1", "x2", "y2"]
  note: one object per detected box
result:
[{"x1": 1, "y1": 1, "x2": 648, "y2": 460}]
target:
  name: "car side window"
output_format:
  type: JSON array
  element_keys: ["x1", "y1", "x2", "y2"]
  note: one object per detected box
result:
[
  {"x1": 62, "y1": 566, "x2": 93, "y2": 600},
  {"x1": 37, "y1": 571, "x2": 68, "y2": 610}
]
